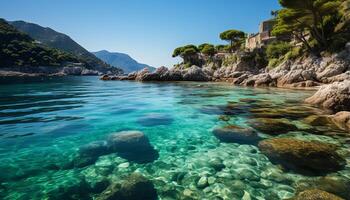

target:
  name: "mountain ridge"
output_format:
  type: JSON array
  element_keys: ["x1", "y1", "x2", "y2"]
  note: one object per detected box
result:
[
  {"x1": 92, "y1": 50, "x2": 155, "y2": 73},
  {"x1": 9, "y1": 20, "x2": 120, "y2": 73}
]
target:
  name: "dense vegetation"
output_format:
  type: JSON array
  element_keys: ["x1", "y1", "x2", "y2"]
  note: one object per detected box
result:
[
  {"x1": 273, "y1": 0, "x2": 350, "y2": 54},
  {"x1": 10, "y1": 20, "x2": 111, "y2": 69},
  {"x1": 0, "y1": 19, "x2": 79, "y2": 67}
]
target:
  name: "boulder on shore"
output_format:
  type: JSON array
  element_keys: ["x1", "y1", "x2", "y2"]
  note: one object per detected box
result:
[
  {"x1": 183, "y1": 65, "x2": 210, "y2": 81},
  {"x1": 305, "y1": 81, "x2": 350, "y2": 112},
  {"x1": 291, "y1": 189, "x2": 344, "y2": 200},
  {"x1": 96, "y1": 173, "x2": 157, "y2": 200},
  {"x1": 258, "y1": 138, "x2": 345, "y2": 174}
]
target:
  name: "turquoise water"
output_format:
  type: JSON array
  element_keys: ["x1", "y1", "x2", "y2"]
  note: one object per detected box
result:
[{"x1": 0, "y1": 76, "x2": 349, "y2": 199}]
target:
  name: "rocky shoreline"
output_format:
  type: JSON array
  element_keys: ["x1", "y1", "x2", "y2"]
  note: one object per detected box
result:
[
  {"x1": 101, "y1": 48, "x2": 350, "y2": 129},
  {"x1": 101, "y1": 43, "x2": 350, "y2": 88},
  {"x1": 0, "y1": 65, "x2": 118, "y2": 77}
]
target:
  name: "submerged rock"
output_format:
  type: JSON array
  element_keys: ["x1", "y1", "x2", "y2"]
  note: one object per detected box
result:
[
  {"x1": 197, "y1": 176, "x2": 209, "y2": 188},
  {"x1": 137, "y1": 113, "x2": 173, "y2": 127},
  {"x1": 212, "y1": 125, "x2": 260, "y2": 144},
  {"x1": 329, "y1": 111, "x2": 350, "y2": 131},
  {"x1": 97, "y1": 173, "x2": 157, "y2": 200},
  {"x1": 291, "y1": 189, "x2": 344, "y2": 200},
  {"x1": 295, "y1": 176, "x2": 350, "y2": 200},
  {"x1": 107, "y1": 131, "x2": 159, "y2": 163},
  {"x1": 249, "y1": 118, "x2": 298, "y2": 135},
  {"x1": 305, "y1": 81, "x2": 350, "y2": 112},
  {"x1": 74, "y1": 141, "x2": 110, "y2": 168},
  {"x1": 258, "y1": 138, "x2": 345, "y2": 174}
]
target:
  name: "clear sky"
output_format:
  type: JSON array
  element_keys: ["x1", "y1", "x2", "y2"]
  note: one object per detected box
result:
[{"x1": 0, "y1": 0, "x2": 280, "y2": 67}]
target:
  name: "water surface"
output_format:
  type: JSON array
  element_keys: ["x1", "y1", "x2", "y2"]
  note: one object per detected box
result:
[{"x1": 0, "y1": 77, "x2": 349, "y2": 199}]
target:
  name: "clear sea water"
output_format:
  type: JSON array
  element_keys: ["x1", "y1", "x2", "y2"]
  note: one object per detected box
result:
[{"x1": 0, "y1": 76, "x2": 349, "y2": 200}]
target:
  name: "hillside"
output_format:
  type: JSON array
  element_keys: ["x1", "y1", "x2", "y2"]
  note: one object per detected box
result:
[
  {"x1": 0, "y1": 19, "x2": 79, "y2": 67},
  {"x1": 10, "y1": 20, "x2": 119, "y2": 72},
  {"x1": 93, "y1": 50, "x2": 155, "y2": 73}
]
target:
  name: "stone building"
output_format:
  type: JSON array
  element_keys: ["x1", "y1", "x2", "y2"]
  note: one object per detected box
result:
[{"x1": 245, "y1": 19, "x2": 277, "y2": 51}]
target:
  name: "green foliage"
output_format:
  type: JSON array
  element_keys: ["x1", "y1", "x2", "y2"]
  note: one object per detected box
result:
[
  {"x1": 184, "y1": 63, "x2": 192, "y2": 69},
  {"x1": 172, "y1": 45, "x2": 198, "y2": 58},
  {"x1": 274, "y1": 0, "x2": 343, "y2": 53},
  {"x1": 268, "y1": 58, "x2": 281, "y2": 68},
  {"x1": 199, "y1": 44, "x2": 216, "y2": 56},
  {"x1": 219, "y1": 29, "x2": 245, "y2": 52},
  {"x1": 215, "y1": 45, "x2": 231, "y2": 53},
  {"x1": 172, "y1": 44, "x2": 200, "y2": 65},
  {"x1": 285, "y1": 47, "x2": 302, "y2": 60},
  {"x1": 0, "y1": 19, "x2": 79, "y2": 67},
  {"x1": 336, "y1": 0, "x2": 350, "y2": 32},
  {"x1": 266, "y1": 41, "x2": 292, "y2": 59}
]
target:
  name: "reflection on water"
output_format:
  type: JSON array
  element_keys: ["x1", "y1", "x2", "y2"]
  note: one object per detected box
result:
[{"x1": 0, "y1": 76, "x2": 349, "y2": 200}]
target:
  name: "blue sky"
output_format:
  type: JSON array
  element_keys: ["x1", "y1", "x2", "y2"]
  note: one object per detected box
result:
[{"x1": 0, "y1": 0, "x2": 280, "y2": 67}]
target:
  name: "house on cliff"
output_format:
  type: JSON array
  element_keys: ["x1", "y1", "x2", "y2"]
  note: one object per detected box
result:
[{"x1": 245, "y1": 19, "x2": 277, "y2": 51}]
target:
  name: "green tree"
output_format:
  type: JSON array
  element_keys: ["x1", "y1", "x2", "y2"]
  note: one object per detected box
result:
[
  {"x1": 172, "y1": 45, "x2": 199, "y2": 64},
  {"x1": 198, "y1": 43, "x2": 216, "y2": 57},
  {"x1": 276, "y1": 0, "x2": 341, "y2": 52},
  {"x1": 336, "y1": 0, "x2": 350, "y2": 32},
  {"x1": 219, "y1": 29, "x2": 245, "y2": 53}
]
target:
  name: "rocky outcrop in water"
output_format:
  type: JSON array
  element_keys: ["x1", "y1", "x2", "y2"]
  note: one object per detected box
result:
[
  {"x1": 96, "y1": 173, "x2": 157, "y2": 200},
  {"x1": 305, "y1": 81, "x2": 350, "y2": 112},
  {"x1": 259, "y1": 138, "x2": 345, "y2": 174}
]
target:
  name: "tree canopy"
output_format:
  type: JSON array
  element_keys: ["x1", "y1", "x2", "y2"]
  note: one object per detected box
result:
[
  {"x1": 273, "y1": 0, "x2": 343, "y2": 53},
  {"x1": 198, "y1": 43, "x2": 216, "y2": 56},
  {"x1": 219, "y1": 29, "x2": 245, "y2": 52},
  {"x1": 172, "y1": 45, "x2": 200, "y2": 65}
]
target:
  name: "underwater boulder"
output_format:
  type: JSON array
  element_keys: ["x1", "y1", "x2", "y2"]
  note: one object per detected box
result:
[
  {"x1": 258, "y1": 138, "x2": 345, "y2": 174},
  {"x1": 79, "y1": 141, "x2": 110, "y2": 157},
  {"x1": 107, "y1": 131, "x2": 159, "y2": 163},
  {"x1": 291, "y1": 189, "x2": 344, "y2": 200},
  {"x1": 73, "y1": 141, "x2": 110, "y2": 168},
  {"x1": 295, "y1": 176, "x2": 350, "y2": 200},
  {"x1": 96, "y1": 173, "x2": 157, "y2": 200},
  {"x1": 249, "y1": 118, "x2": 298, "y2": 135},
  {"x1": 137, "y1": 113, "x2": 173, "y2": 127},
  {"x1": 212, "y1": 125, "x2": 260, "y2": 144}
]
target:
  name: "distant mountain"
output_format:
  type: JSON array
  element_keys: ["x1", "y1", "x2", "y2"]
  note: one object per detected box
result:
[
  {"x1": 0, "y1": 18, "x2": 79, "y2": 67},
  {"x1": 9, "y1": 20, "x2": 121, "y2": 73},
  {"x1": 92, "y1": 50, "x2": 155, "y2": 73}
]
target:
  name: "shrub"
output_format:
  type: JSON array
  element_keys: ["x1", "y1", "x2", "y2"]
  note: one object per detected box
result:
[
  {"x1": 266, "y1": 41, "x2": 292, "y2": 59},
  {"x1": 268, "y1": 58, "x2": 281, "y2": 69},
  {"x1": 285, "y1": 47, "x2": 302, "y2": 60}
]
